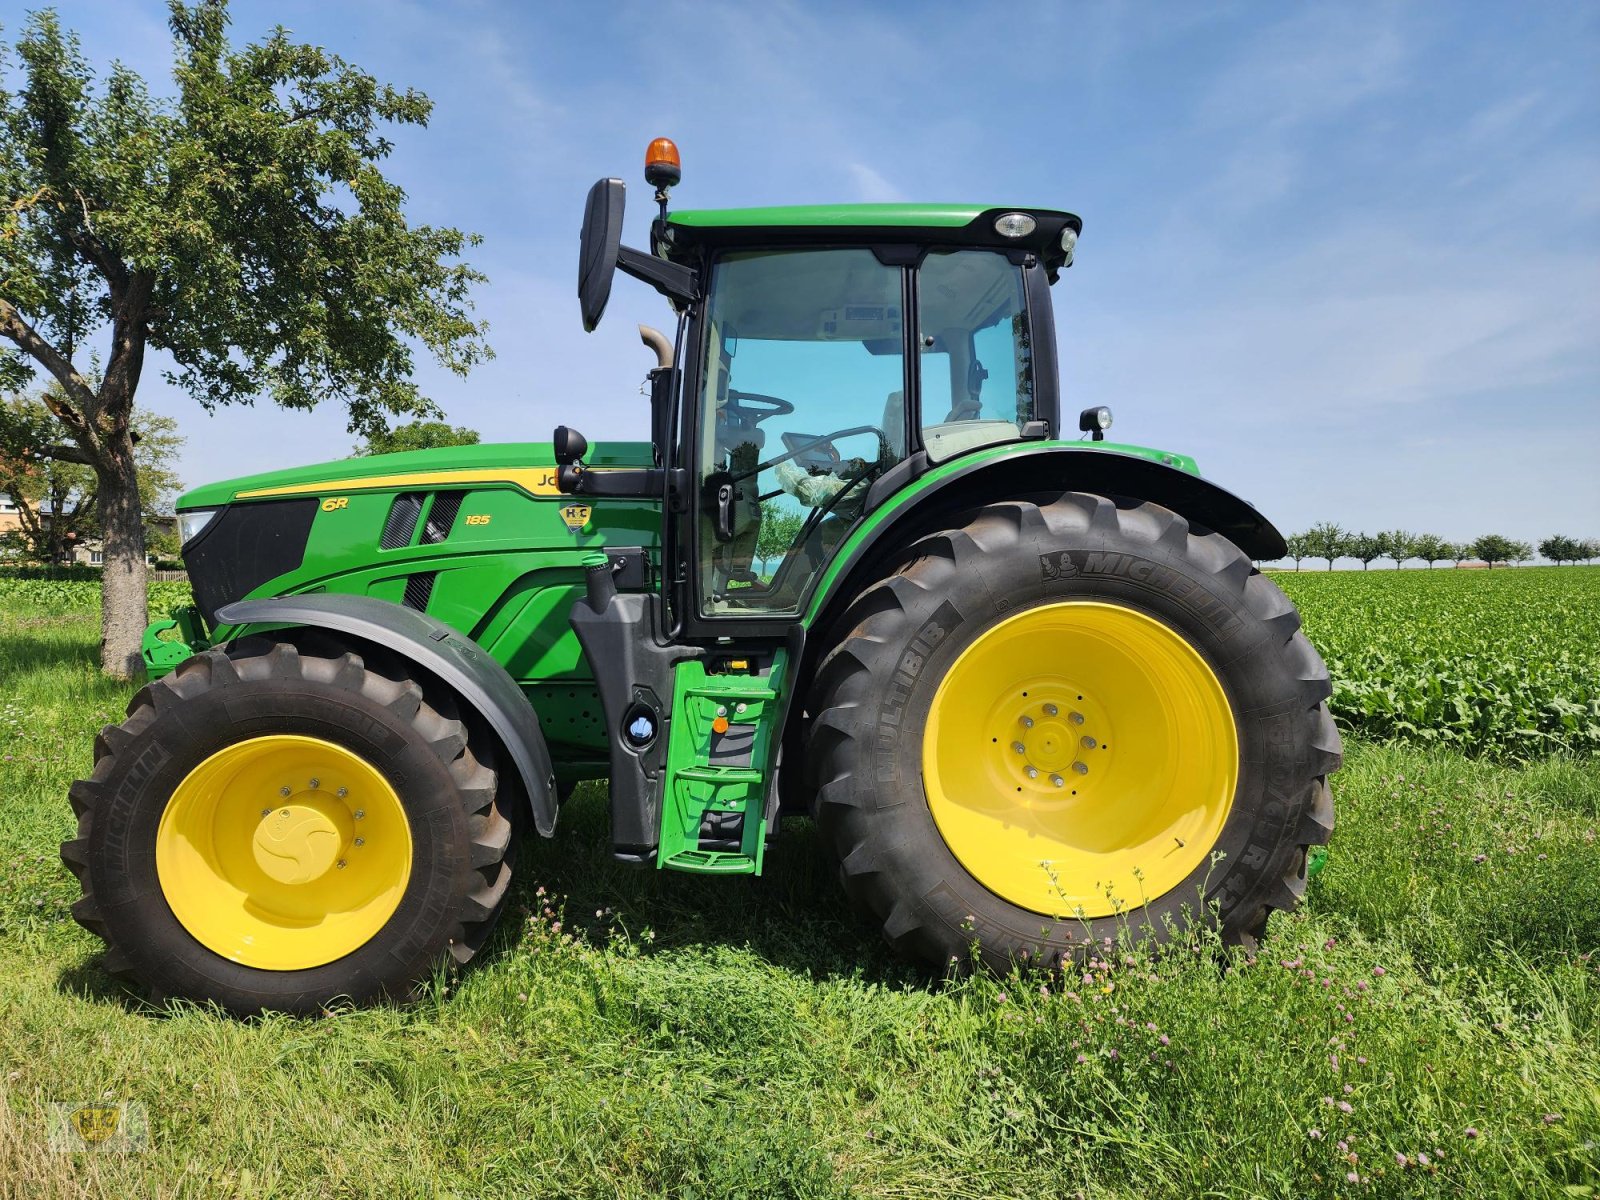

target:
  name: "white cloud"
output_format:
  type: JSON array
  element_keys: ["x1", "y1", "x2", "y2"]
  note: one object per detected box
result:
[{"x1": 846, "y1": 163, "x2": 905, "y2": 203}]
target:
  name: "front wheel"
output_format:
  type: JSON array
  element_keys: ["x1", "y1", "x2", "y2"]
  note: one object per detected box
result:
[
  {"x1": 61, "y1": 641, "x2": 515, "y2": 1015},
  {"x1": 806, "y1": 492, "x2": 1339, "y2": 970}
]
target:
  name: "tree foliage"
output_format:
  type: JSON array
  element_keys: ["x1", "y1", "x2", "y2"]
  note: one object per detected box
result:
[
  {"x1": 0, "y1": 2, "x2": 489, "y2": 673},
  {"x1": 1539, "y1": 535, "x2": 1588, "y2": 565},
  {"x1": 1470, "y1": 534, "x2": 1532, "y2": 568},
  {"x1": 353, "y1": 419, "x2": 481, "y2": 457},
  {"x1": 0, "y1": 390, "x2": 181, "y2": 562},
  {"x1": 1345, "y1": 531, "x2": 1384, "y2": 570},
  {"x1": 1302, "y1": 521, "x2": 1347, "y2": 570},
  {"x1": 1377, "y1": 529, "x2": 1415, "y2": 568},
  {"x1": 755, "y1": 500, "x2": 804, "y2": 574},
  {"x1": 1283, "y1": 531, "x2": 1313, "y2": 571}
]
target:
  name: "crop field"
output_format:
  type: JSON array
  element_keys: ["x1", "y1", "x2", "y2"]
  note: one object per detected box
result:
[
  {"x1": 1277, "y1": 567, "x2": 1600, "y2": 759},
  {"x1": 1, "y1": 570, "x2": 1596, "y2": 1198}
]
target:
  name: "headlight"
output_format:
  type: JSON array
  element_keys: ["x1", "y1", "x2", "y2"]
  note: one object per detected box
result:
[
  {"x1": 1060, "y1": 226, "x2": 1078, "y2": 265},
  {"x1": 178, "y1": 508, "x2": 221, "y2": 547},
  {"x1": 1078, "y1": 406, "x2": 1113, "y2": 441}
]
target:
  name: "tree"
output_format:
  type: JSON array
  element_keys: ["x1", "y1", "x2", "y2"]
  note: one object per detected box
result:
[
  {"x1": 0, "y1": 391, "x2": 182, "y2": 563},
  {"x1": 755, "y1": 499, "x2": 804, "y2": 576},
  {"x1": 1283, "y1": 531, "x2": 1313, "y2": 571},
  {"x1": 1303, "y1": 522, "x2": 1348, "y2": 571},
  {"x1": 1447, "y1": 542, "x2": 1471, "y2": 568},
  {"x1": 1346, "y1": 531, "x2": 1384, "y2": 570},
  {"x1": 1579, "y1": 538, "x2": 1600, "y2": 565},
  {"x1": 1470, "y1": 534, "x2": 1530, "y2": 568},
  {"x1": 1, "y1": 4, "x2": 489, "y2": 674},
  {"x1": 1410, "y1": 532, "x2": 1448, "y2": 568},
  {"x1": 353, "y1": 419, "x2": 480, "y2": 456},
  {"x1": 1378, "y1": 529, "x2": 1415, "y2": 569},
  {"x1": 1539, "y1": 535, "x2": 1581, "y2": 565}
]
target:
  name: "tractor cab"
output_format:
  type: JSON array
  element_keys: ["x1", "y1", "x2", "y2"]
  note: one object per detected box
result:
[{"x1": 563, "y1": 139, "x2": 1081, "y2": 637}]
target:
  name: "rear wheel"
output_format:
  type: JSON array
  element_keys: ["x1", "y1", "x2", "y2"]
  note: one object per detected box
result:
[
  {"x1": 806, "y1": 492, "x2": 1339, "y2": 970},
  {"x1": 62, "y1": 641, "x2": 515, "y2": 1015}
]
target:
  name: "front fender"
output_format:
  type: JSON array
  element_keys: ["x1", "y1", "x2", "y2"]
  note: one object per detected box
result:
[{"x1": 214, "y1": 594, "x2": 559, "y2": 836}]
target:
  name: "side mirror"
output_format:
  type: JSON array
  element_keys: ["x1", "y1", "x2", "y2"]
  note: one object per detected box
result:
[{"x1": 578, "y1": 178, "x2": 625, "y2": 333}]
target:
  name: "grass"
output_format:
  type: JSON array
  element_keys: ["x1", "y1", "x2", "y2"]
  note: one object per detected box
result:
[{"x1": 1, "y1": 583, "x2": 1597, "y2": 1198}]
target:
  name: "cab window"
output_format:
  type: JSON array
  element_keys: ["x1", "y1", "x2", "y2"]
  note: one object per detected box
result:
[
  {"x1": 917, "y1": 250, "x2": 1033, "y2": 462},
  {"x1": 695, "y1": 248, "x2": 906, "y2": 615}
]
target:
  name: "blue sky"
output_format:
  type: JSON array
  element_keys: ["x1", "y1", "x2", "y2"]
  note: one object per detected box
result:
[{"x1": 20, "y1": 1, "x2": 1600, "y2": 552}]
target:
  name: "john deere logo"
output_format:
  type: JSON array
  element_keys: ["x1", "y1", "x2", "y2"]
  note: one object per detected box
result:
[
  {"x1": 71, "y1": 1106, "x2": 122, "y2": 1143},
  {"x1": 559, "y1": 503, "x2": 592, "y2": 533}
]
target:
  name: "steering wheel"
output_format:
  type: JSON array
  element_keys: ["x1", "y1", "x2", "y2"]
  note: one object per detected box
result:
[{"x1": 725, "y1": 389, "x2": 795, "y2": 420}]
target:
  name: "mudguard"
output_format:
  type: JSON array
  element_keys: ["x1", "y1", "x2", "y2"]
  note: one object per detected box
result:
[
  {"x1": 810, "y1": 444, "x2": 1287, "y2": 631},
  {"x1": 214, "y1": 594, "x2": 560, "y2": 836}
]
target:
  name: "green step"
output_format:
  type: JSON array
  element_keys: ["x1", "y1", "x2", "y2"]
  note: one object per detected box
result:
[{"x1": 674, "y1": 766, "x2": 764, "y2": 784}]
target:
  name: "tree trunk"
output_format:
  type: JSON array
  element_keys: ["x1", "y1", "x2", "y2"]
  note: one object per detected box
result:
[{"x1": 96, "y1": 433, "x2": 148, "y2": 678}]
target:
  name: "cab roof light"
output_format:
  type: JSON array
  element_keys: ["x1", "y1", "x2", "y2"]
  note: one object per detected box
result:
[{"x1": 993, "y1": 212, "x2": 1036, "y2": 239}]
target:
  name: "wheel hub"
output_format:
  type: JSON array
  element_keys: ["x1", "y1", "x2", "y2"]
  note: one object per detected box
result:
[
  {"x1": 1002, "y1": 692, "x2": 1107, "y2": 792},
  {"x1": 252, "y1": 797, "x2": 352, "y2": 885}
]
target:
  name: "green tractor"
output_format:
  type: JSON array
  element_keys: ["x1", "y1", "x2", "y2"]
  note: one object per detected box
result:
[{"x1": 63, "y1": 141, "x2": 1338, "y2": 1015}]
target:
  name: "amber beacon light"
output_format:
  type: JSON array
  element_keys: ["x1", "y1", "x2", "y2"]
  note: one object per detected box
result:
[{"x1": 645, "y1": 137, "x2": 682, "y2": 190}]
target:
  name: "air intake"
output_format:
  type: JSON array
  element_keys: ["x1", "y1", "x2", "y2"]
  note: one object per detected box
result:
[
  {"x1": 421, "y1": 492, "x2": 464, "y2": 544},
  {"x1": 380, "y1": 492, "x2": 425, "y2": 549},
  {"x1": 402, "y1": 571, "x2": 437, "y2": 612}
]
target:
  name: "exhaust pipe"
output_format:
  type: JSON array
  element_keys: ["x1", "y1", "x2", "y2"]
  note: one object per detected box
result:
[{"x1": 639, "y1": 324, "x2": 673, "y2": 370}]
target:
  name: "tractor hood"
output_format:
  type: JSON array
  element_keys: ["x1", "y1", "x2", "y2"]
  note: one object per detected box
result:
[{"x1": 177, "y1": 440, "x2": 656, "y2": 511}]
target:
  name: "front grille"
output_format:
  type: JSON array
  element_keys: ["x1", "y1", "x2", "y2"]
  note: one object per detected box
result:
[{"x1": 184, "y1": 500, "x2": 319, "y2": 628}]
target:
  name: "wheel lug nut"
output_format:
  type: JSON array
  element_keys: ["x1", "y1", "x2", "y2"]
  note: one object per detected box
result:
[
  {"x1": 1081, "y1": 735, "x2": 1097, "y2": 750},
  {"x1": 1043, "y1": 703, "x2": 1058, "y2": 716},
  {"x1": 1011, "y1": 741, "x2": 1026, "y2": 754},
  {"x1": 336, "y1": 859, "x2": 347, "y2": 870},
  {"x1": 1026, "y1": 767, "x2": 1039, "y2": 779},
  {"x1": 1072, "y1": 761, "x2": 1089, "y2": 775},
  {"x1": 279, "y1": 786, "x2": 291, "y2": 797},
  {"x1": 1020, "y1": 716, "x2": 1034, "y2": 728},
  {"x1": 336, "y1": 787, "x2": 348, "y2": 798},
  {"x1": 309, "y1": 778, "x2": 320, "y2": 789},
  {"x1": 1069, "y1": 712, "x2": 1085, "y2": 725},
  {"x1": 1051, "y1": 774, "x2": 1065, "y2": 788},
  {"x1": 354, "y1": 810, "x2": 365, "y2": 820},
  {"x1": 354, "y1": 837, "x2": 365, "y2": 847},
  {"x1": 260, "y1": 808, "x2": 271, "y2": 818}
]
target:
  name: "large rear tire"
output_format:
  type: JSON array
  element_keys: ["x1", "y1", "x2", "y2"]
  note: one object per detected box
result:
[
  {"x1": 61, "y1": 641, "x2": 515, "y2": 1015},
  {"x1": 805, "y1": 492, "x2": 1339, "y2": 971}
]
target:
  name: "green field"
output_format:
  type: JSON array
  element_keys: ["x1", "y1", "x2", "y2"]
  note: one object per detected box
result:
[
  {"x1": 1, "y1": 570, "x2": 1597, "y2": 1198},
  {"x1": 1275, "y1": 567, "x2": 1600, "y2": 759}
]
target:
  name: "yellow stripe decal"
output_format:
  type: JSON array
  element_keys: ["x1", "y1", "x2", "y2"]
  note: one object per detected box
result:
[{"x1": 234, "y1": 467, "x2": 601, "y2": 500}]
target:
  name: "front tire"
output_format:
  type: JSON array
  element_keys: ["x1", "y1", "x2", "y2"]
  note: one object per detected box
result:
[
  {"x1": 61, "y1": 641, "x2": 514, "y2": 1015},
  {"x1": 806, "y1": 492, "x2": 1339, "y2": 971}
]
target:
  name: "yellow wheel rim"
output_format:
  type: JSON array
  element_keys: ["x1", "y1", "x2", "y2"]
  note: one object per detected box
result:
[
  {"x1": 156, "y1": 735, "x2": 413, "y2": 970},
  {"x1": 923, "y1": 601, "x2": 1238, "y2": 918}
]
